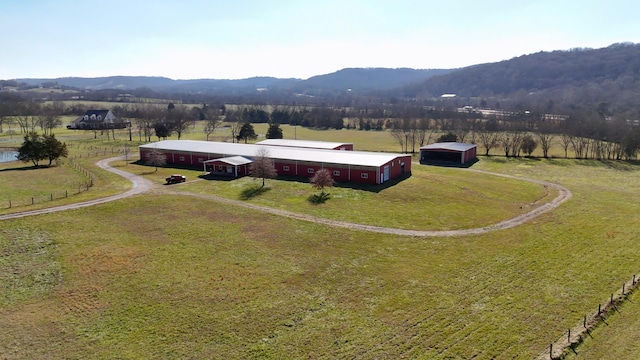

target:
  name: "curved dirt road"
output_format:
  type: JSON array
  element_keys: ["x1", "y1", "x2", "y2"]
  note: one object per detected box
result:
[
  {"x1": 0, "y1": 157, "x2": 572, "y2": 237},
  {"x1": 0, "y1": 158, "x2": 153, "y2": 221}
]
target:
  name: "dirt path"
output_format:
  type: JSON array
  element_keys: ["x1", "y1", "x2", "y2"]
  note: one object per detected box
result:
[
  {"x1": 0, "y1": 157, "x2": 573, "y2": 237},
  {"x1": 0, "y1": 158, "x2": 153, "y2": 221}
]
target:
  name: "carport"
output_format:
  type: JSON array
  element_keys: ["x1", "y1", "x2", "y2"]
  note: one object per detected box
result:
[{"x1": 203, "y1": 156, "x2": 252, "y2": 177}]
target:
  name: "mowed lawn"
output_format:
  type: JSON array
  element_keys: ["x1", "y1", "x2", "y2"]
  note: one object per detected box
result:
[
  {"x1": 2, "y1": 157, "x2": 640, "y2": 358},
  {"x1": 119, "y1": 161, "x2": 554, "y2": 231}
]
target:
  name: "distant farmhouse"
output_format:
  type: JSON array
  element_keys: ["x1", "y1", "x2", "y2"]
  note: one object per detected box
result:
[{"x1": 67, "y1": 110, "x2": 129, "y2": 130}]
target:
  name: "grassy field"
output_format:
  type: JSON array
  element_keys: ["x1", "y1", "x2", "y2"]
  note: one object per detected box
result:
[
  {"x1": 115, "y1": 160, "x2": 553, "y2": 231},
  {"x1": 1, "y1": 120, "x2": 640, "y2": 358},
  {"x1": 564, "y1": 288, "x2": 640, "y2": 359},
  {"x1": 1, "y1": 154, "x2": 640, "y2": 358}
]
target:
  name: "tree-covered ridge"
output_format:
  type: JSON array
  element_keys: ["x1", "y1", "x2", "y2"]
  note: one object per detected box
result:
[{"x1": 403, "y1": 43, "x2": 640, "y2": 103}]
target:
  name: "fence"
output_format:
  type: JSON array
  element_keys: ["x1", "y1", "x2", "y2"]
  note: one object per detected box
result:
[
  {"x1": 537, "y1": 272, "x2": 640, "y2": 359},
  {"x1": 1, "y1": 144, "x2": 133, "y2": 210}
]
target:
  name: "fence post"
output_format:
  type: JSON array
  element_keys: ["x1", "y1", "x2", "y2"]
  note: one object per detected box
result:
[
  {"x1": 598, "y1": 304, "x2": 601, "y2": 315},
  {"x1": 66, "y1": 190, "x2": 68, "y2": 198},
  {"x1": 634, "y1": 274, "x2": 636, "y2": 285},
  {"x1": 568, "y1": 328, "x2": 571, "y2": 343},
  {"x1": 623, "y1": 283, "x2": 626, "y2": 294},
  {"x1": 32, "y1": 197, "x2": 34, "y2": 205},
  {"x1": 50, "y1": 193, "x2": 53, "y2": 201},
  {"x1": 9, "y1": 200, "x2": 11, "y2": 208},
  {"x1": 611, "y1": 293, "x2": 614, "y2": 304},
  {"x1": 549, "y1": 343, "x2": 553, "y2": 359},
  {"x1": 583, "y1": 315, "x2": 586, "y2": 328}
]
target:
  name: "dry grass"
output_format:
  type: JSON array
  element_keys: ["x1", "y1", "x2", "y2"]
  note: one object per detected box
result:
[{"x1": 1, "y1": 157, "x2": 640, "y2": 359}]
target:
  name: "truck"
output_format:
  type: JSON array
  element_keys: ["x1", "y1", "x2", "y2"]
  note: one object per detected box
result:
[{"x1": 165, "y1": 174, "x2": 186, "y2": 184}]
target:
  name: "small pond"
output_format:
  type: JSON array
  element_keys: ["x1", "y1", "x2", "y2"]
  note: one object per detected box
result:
[{"x1": 0, "y1": 150, "x2": 19, "y2": 163}]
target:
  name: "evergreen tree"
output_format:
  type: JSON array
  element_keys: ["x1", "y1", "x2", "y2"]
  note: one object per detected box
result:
[
  {"x1": 237, "y1": 123, "x2": 258, "y2": 143},
  {"x1": 265, "y1": 123, "x2": 283, "y2": 139}
]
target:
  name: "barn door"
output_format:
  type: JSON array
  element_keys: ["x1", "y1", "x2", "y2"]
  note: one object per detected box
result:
[{"x1": 383, "y1": 165, "x2": 390, "y2": 182}]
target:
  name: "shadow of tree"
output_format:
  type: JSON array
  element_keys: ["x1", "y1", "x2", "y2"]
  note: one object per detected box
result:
[
  {"x1": 239, "y1": 185, "x2": 271, "y2": 200},
  {"x1": 308, "y1": 193, "x2": 330, "y2": 204}
]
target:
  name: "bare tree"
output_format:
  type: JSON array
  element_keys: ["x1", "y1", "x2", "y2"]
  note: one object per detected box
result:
[
  {"x1": 203, "y1": 108, "x2": 220, "y2": 141},
  {"x1": 167, "y1": 105, "x2": 193, "y2": 140},
  {"x1": 249, "y1": 147, "x2": 277, "y2": 188},
  {"x1": 145, "y1": 147, "x2": 166, "y2": 172},
  {"x1": 310, "y1": 168, "x2": 335, "y2": 197},
  {"x1": 558, "y1": 133, "x2": 573, "y2": 158},
  {"x1": 229, "y1": 121, "x2": 242, "y2": 143},
  {"x1": 477, "y1": 129, "x2": 500, "y2": 156},
  {"x1": 38, "y1": 102, "x2": 63, "y2": 135},
  {"x1": 535, "y1": 132, "x2": 555, "y2": 158}
]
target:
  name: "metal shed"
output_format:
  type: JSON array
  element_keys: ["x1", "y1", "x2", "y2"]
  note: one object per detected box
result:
[{"x1": 420, "y1": 142, "x2": 477, "y2": 164}]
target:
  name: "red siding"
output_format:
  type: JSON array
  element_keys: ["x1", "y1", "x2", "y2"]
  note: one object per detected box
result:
[{"x1": 140, "y1": 148, "x2": 408, "y2": 185}]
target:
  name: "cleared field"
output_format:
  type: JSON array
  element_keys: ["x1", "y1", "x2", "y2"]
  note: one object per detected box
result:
[
  {"x1": 1, "y1": 156, "x2": 640, "y2": 359},
  {"x1": 119, "y1": 161, "x2": 554, "y2": 231}
]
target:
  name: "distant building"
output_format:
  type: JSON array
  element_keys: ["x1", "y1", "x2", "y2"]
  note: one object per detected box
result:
[
  {"x1": 67, "y1": 110, "x2": 128, "y2": 130},
  {"x1": 420, "y1": 142, "x2": 477, "y2": 165}
]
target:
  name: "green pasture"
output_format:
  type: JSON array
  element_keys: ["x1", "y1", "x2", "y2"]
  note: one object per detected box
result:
[
  {"x1": 1, "y1": 154, "x2": 640, "y2": 358},
  {"x1": 564, "y1": 288, "x2": 640, "y2": 359},
  {"x1": 118, "y1": 161, "x2": 553, "y2": 231},
  {"x1": 1, "y1": 118, "x2": 640, "y2": 358}
]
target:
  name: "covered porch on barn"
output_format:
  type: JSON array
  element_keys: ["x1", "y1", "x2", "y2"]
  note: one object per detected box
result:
[{"x1": 203, "y1": 156, "x2": 253, "y2": 178}]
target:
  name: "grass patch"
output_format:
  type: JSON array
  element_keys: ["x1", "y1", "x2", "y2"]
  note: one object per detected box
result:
[
  {"x1": 148, "y1": 163, "x2": 552, "y2": 231},
  {"x1": 239, "y1": 184, "x2": 271, "y2": 200},
  {"x1": 0, "y1": 228, "x2": 61, "y2": 307}
]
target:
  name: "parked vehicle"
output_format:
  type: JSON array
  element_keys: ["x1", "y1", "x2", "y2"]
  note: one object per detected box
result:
[{"x1": 166, "y1": 174, "x2": 186, "y2": 184}]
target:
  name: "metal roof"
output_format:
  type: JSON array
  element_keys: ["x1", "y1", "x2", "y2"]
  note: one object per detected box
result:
[
  {"x1": 420, "y1": 142, "x2": 477, "y2": 152},
  {"x1": 256, "y1": 139, "x2": 352, "y2": 149},
  {"x1": 203, "y1": 156, "x2": 252, "y2": 166},
  {"x1": 140, "y1": 140, "x2": 406, "y2": 167}
]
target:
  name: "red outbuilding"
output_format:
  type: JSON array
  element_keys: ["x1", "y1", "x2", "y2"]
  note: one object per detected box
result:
[
  {"x1": 419, "y1": 142, "x2": 477, "y2": 165},
  {"x1": 139, "y1": 140, "x2": 411, "y2": 185}
]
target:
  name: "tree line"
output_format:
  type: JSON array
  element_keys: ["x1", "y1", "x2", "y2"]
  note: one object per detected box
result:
[{"x1": 2, "y1": 91, "x2": 640, "y2": 160}]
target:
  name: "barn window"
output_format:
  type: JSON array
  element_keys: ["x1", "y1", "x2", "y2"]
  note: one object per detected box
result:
[
  {"x1": 361, "y1": 173, "x2": 369, "y2": 179},
  {"x1": 179, "y1": 156, "x2": 185, "y2": 161},
  {"x1": 307, "y1": 168, "x2": 314, "y2": 174},
  {"x1": 218, "y1": 165, "x2": 224, "y2": 171},
  {"x1": 283, "y1": 165, "x2": 290, "y2": 171},
  {"x1": 333, "y1": 170, "x2": 340, "y2": 176}
]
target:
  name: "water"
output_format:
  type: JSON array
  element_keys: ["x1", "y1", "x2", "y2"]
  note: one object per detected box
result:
[{"x1": 0, "y1": 150, "x2": 18, "y2": 163}]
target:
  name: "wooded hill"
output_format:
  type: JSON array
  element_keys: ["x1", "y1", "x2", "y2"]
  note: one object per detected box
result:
[
  {"x1": 6, "y1": 43, "x2": 640, "y2": 116},
  {"x1": 12, "y1": 68, "x2": 448, "y2": 96},
  {"x1": 399, "y1": 43, "x2": 640, "y2": 116}
]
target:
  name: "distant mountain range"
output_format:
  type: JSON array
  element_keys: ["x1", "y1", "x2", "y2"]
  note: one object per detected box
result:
[
  {"x1": 9, "y1": 42, "x2": 640, "y2": 114},
  {"x1": 14, "y1": 68, "x2": 450, "y2": 95}
]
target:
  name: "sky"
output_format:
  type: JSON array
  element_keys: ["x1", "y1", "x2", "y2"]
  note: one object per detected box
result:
[{"x1": 1, "y1": 0, "x2": 638, "y2": 80}]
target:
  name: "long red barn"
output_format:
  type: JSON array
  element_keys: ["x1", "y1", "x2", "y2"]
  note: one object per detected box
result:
[{"x1": 139, "y1": 140, "x2": 411, "y2": 185}]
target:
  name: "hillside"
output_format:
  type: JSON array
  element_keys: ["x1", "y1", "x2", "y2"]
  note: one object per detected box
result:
[
  {"x1": 401, "y1": 43, "x2": 640, "y2": 111},
  {"x1": 13, "y1": 68, "x2": 448, "y2": 95}
]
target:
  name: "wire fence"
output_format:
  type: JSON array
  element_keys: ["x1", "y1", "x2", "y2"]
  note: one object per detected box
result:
[
  {"x1": 538, "y1": 272, "x2": 640, "y2": 359},
  {"x1": 2, "y1": 144, "x2": 137, "y2": 210}
]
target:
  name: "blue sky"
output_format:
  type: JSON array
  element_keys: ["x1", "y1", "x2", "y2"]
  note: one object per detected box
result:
[{"x1": 1, "y1": 0, "x2": 638, "y2": 80}]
